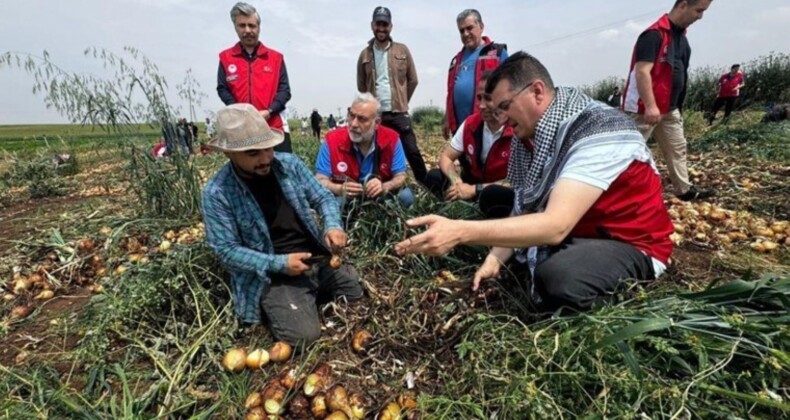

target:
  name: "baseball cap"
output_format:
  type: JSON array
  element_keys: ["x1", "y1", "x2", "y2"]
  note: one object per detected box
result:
[{"x1": 372, "y1": 6, "x2": 391, "y2": 23}]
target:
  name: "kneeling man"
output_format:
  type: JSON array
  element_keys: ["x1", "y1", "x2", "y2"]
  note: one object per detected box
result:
[
  {"x1": 315, "y1": 93, "x2": 414, "y2": 208},
  {"x1": 202, "y1": 103, "x2": 363, "y2": 345},
  {"x1": 397, "y1": 52, "x2": 674, "y2": 311}
]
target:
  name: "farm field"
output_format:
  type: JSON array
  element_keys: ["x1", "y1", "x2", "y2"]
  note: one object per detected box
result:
[{"x1": 0, "y1": 112, "x2": 789, "y2": 419}]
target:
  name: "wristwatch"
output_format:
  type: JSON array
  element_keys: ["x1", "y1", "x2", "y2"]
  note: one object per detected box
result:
[{"x1": 475, "y1": 184, "x2": 484, "y2": 196}]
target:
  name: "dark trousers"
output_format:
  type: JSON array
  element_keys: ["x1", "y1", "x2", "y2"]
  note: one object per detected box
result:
[
  {"x1": 381, "y1": 112, "x2": 427, "y2": 184},
  {"x1": 261, "y1": 263, "x2": 363, "y2": 346},
  {"x1": 423, "y1": 168, "x2": 514, "y2": 219},
  {"x1": 708, "y1": 97, "x2": 737, "y2": 124},
  {"x1": 274, "y1": 132, "x2": 292, "y2": 153},
  {"x1": 312, "y1": 125, "x2": 321, "y2": 140},
  {"x1": 529, "y1": 238, "x2": 655, "y2": 311}
]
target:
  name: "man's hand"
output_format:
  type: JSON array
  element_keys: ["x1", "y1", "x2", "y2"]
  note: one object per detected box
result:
[
  {"x1": 286, "y1": 252, "x2": 312, "y2": 276},
  {"x1": 395, "y1": 215, "x2": 465, "y2": 256},
  {"x1": 472, "y1": 254, "x2": 502, "y2": 291},
  {"x1": 259, "y1": 110, "x2": 271, "y2": 119},
  {"x1": 643, "y1": 104, "x2": 662, "y2": 125},
  {"x1": 342, "y1": 182, "x2": 364, "y2": 198},
  {"x1": 365, "y1": 177, "x2": 385, "y2": 198},
  {"x1": 446, "y1": 182, "x2": 476, "y2": 201},
  {"x1": 324, "y1": 229, "x2": 347, "y2": 254}
]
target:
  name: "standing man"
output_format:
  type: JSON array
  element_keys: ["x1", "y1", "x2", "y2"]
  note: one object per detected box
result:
[
  {"x1": 310, "y1": 109, "x2": 323, "y2": 140},
  {"x1": 327, "y1": 114, "x2": 337, "y2": 130},
  {"x1": 315, "y1": 93, "x2": 414, "y2": 208},
  {"x1": 707, "y1": 64, "x2": 745, "y2": 125},
  {"x1": 205, "y1": 117, "x2": 216, "y2": 139},
  {"x1": 357, "y1": 6, "x2": 427, "y2": 184},
  {"x1": 396, "y1": 52, "x2": 673, "y2": 312},
  {"x1": 217, "y1": 2, "x2": 293, "y2": 153},
  {"x1": 202, "y1": 103, "x2": 363, "y2": 345},
  {"x1": 607, "y1": 86, "x2": 622, "y2": 108},
  {"x1": 622, "y1": 0, "x2": 713, "y2": 201},
  {"x1": 424, "y1": 70, "x2": 513, "y2": 219},
  {"x1": 443, "y1": 9, "x2": 508, "y2": 140}
]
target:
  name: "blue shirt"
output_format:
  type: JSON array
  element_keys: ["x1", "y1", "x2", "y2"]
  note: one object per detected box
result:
[
  {"x1": 315, "y1": 133, "x2": 408, "y2": 181},
  {"x1": 201, "y1": 153, "x2": 342, "y2": 323},
  {"x1": 452, "y1": 46, "x2": 509, "y2": 124}
]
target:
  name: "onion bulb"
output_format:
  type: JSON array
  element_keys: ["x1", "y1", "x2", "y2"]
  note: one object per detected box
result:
[
  {"x1": 246, "y1": 349, "x2": 270, "y2": 369},
  {"x1": 269, "y1": 341, "x2": 292, "y2": 363},
  {"x1": 330, "y1": 254, "x2": 343, "y2": 269},
  {"x1": 262, "y1": 382, "x2": 286, "y2": 415},
  {"x1": 303, "y1": 373, "x2": 326, "y2": 397},
  {"x1": 351, "y1": 330, "x2": 372, "y2": 353},
  {"x1": 160, "y1": 240, "x2": 172, "y2": 252},
  {"x1": 245, "y1": 407, "x2": 266, "y2": 420},
  {"x1": 245, "y1": 392, "x2": 262, "y2": 409},
  {"x1": 10, "y1": 305, "x2": 33, "y2": 318},
  {"x1": 311, "y1": 392, "x2": 329, "y2": 419},
  {"x1": 348, "y1": 393, "x2": 367, "y2": 419},
  {"x1": 35, "y1": 290, "x2": 55, "y2": 300},
  {"x1": 398, "y1": 392, "x2": 418, "y2": 410},
  {"x1": 379, "y1": 402, "x2": 402, "y2": 420},
  {"x1": 222, "y1": 348, "x2": 247, "y2": 373},
  {"x1": 325, "y1": 412, "x2": 349, "y2": 420}
]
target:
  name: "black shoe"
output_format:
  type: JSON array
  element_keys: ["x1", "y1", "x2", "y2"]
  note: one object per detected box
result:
[{"x1": 676, "y1": 186, "x2": 714, "y2": 201}]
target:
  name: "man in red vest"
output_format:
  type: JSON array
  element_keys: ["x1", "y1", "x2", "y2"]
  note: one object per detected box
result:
[
  {"x1": 315, "y1": 93, "x2": 414, "y2": 208},
  {"x1": 217, "y1": 2, "x2": 292, "y2": 153},
  {"x1": 425, "y1": 70, "x2": 513, "y2": 219},
  {"x1": 397, "y1": 52, "x2": 674, "y2": 313},
  {"x1": 443, "y1": 9, "x2": 508, "y2": 140},
  {"x1": 707, "y1": 64, "x2": 746, "y2": 125},
  {"x1": 622, "y1": 0, "x2": 713, "y2": 201}
]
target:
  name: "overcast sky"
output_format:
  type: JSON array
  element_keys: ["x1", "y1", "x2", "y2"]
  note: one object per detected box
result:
[{"x1": 1, "y1": 0, "x2": 788, "y2": 124}]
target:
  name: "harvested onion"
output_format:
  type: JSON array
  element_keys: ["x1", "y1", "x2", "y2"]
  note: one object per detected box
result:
[
  {"x1": 245, "y1": 392, "x2": 262, "y2": 409},
  {"x1": 311, "y1": 392, "x2": 329, "y2": 419},
  {"x1": 222, "y1": 348, "x2": 247, "y2": 373},
  {"x1": 246, "y1": 349, "x2": 269, "y2": 369},
  {"x1": 35, "y1": 290, "x2": 55, "y2": 300},
  {"x1": 379, "y1": 402, "x2": 402, "y2": 420},
  {"x1": 269, "y1": 341, "x2": 292, "y2": 363},
  {"x1": 351, "y1": 330, "x2": 372, "y2": 353},
  {"x1": 330, "y1": 254, "x2": 342, "y2": 269}
]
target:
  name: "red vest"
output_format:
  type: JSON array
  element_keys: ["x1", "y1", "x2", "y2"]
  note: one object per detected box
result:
[
  {"x1": 445, "y1": 37, "x2": 506, "y2": 134},
  {"x1": 622, "y1": 15, "x2": 678, "y2": 115},
  {"x1": 718, "y1": 72, "x2": 744, "y2": 98},
  {"x1": 325, "y1": 126, "x2": 399, "y2": 183},
  {"x1": 219, "y1": 42, "x2": 285, "y2": 129},
  {"x1": 461, "y1": 113, "x2": 512, "y2": 183},
  {"x1": 571, "y1": 160, "x2": 674, "y2": 264}
]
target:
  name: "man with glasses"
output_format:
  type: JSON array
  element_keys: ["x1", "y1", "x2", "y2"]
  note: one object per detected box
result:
[
  {"x1": 443, "y1": 9, "x2": 508, "y2": 140},
  {"x1": 315, "y1": 93, "x2": 414, "y2": 208},
  {"x1": 425, "y1": 70, "x2": 514, "y2": 219},
  {"x1": 357, "y1": 6, "x2": 427, "y2": 185},
  {"x1": 396, "y1": 52, "x2": 674, "y2": 313}
]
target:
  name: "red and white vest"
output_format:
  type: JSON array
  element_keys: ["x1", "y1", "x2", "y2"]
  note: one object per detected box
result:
[
  {"x1": 219, "y1": 42, "x2": 285, "y2": 129},
  {"x1": 446, "y1": 37, "x2": 506, "y2": 134},
  {"x1": 325, "y1": 126, "x2": 399, "y2": 183},
  {"x1": 461, "y1": 113, "x2": 512, "y2": 183},
  {"x1": 622, "y1": 14, "x2": 679, "y2": 115}
]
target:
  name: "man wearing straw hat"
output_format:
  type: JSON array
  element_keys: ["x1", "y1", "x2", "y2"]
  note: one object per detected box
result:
[{"x1": 202, "y1": 103, "x2": 363, "y2": 346}]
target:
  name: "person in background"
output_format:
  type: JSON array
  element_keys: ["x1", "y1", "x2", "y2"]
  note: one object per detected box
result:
[
  {"x1": 310, "y1": 109, "x2": 323, "y2": 140},
  {"x1": 707, "y1": 64, "x2": 745, "y2": 125},
  {"x1": 424, "y1": 70, "x2": 513, "y2": 219},
  {"x1": 622, "y1": 0, "x2": 714, "y2": 201},
  {"x1": 315, "y1": 93, "x2": 414, "y2": 209},
  {"x1": 217, "y1": 2, "x2": 293, "y2": 152},
  {"x1": 607, "y1": 86, "x2": 622, "y2": 108},
  {"x1": 327, "y1": 114, "x2": 337, "y2": 129},
  {"x1": 443, "y1": 9, "x2": 508, "y2": 140},
  {"x1": 357, "y1": 6, "x2": 427, "y2": 184},
  {"x1": 301, "y1": 117, "x2": 308, "y2": 137},
  {"x1": 206, "y1": 117, "x2": 216, "y2": 139},
  {"x1": 202, "y1": 103, "x2": 363, "y2": 345}
]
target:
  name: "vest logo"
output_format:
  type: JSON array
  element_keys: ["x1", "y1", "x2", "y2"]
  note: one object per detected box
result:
[
  {"x1": 467, "y1": 145, "x2": 475, "y2": 155},
  {"x1": 502, "y1": 151, "x2": 509, "y2": 158},
  {"x1": 226, "y1": 75, "x2": 239, "y2": 82},
  {"x1": 263, "y1": 66, "x2": 272, "y2": 73},
  {"x1": 337, "y1": 162, "x2": 348, "y2": 173},
  {"x1": 381, "y1": 163, "x2": 389, "y2": 170},
  {"x1": 228, "y1": 64, "x2": 237, "y2": 74}
]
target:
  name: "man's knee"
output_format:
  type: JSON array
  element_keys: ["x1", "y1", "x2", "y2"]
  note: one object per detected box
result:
[
  {"x1": 534, "y1": 261, "x2": 590, "y2": 309},
  {"x1": 274, "y1": 319, "x2": 322, "y2": 347}
]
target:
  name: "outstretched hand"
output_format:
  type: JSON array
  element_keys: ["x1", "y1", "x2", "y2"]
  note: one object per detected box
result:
[{"x1": 394, "y1": 215, "x2": 465, "y2": 257}]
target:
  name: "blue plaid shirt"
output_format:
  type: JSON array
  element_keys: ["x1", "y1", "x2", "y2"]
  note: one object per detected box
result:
[{"x1": 201, "y1": 153, "x2": 342, "y2": 323}]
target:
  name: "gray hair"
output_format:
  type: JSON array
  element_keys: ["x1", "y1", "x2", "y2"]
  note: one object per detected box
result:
[
  {"x1": 352, "y1": 92, "x2": 382, "y2": 116},
  {"x1": 230, "y1": 2, "x2": 260, "y2": 25},
  {"x1": 456, "y1": 9, "x2": 483, "y2": 25}
]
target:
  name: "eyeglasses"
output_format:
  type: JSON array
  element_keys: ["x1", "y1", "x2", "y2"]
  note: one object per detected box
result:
[{"x1": 493, "y1": 81, "x2": 535, "y2": 119}]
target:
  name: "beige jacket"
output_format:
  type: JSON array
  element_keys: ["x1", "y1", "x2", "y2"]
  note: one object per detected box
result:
[{"x1": 357, "y1": 39, "x2": 418, "y2": 113}]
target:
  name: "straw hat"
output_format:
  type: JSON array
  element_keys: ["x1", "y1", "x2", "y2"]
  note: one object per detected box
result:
[{"x1": 208, "y1": 103, "x2": 284, "y2": 152}]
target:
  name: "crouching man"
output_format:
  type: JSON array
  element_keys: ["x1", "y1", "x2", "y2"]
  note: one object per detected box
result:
[
  {"x1": 397, "y1": 52, "x2": 674, "y2": 312},
  {"x1": 315, "y1": 93, "x2": 414, "y2": 209},
  {"x1": 424, "y1": 70, "x2": 514, "y2": 218},
  {"x1": 202, "y1": 103, "x2": 363, "y2": 346}
]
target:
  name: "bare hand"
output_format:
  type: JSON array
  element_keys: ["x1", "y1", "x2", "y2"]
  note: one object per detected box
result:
[
  {"x1": 286, "y1": 252, "x2": 312, "y2": 276},
  {"x1": 643, "y1": 104, "x2": 662, "y2": 125},
  {"x1": 259, "y1": 110, "x2": 271, "y2": 119},
  {"x1": 472, "y1": 254, "x2": 502, "y2": 291},
  {"x1": 342, "y1": 182, "x2": 364, "y2": 198},
  {"x1": 324, "y1": 229, "x2": 347, "y2": 254},
  {"x1": 365, "y1": 177, "x2": 384, "y2": 198},
  {"x1": 394, "y1": 215, "x2": 464, "y2": 257},
  {"x1": 446, "y1": 182, "x2": 476, "y2": 201}
]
